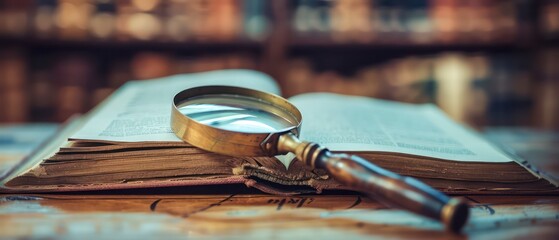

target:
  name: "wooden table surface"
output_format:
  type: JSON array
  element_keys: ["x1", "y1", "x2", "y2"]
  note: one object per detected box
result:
[
  {"x1": 1, "y1": 194, "x2": 558, "y2": 239},
  {"x1": 1, "y1": 127, "x2": 558, "y2": 239}
]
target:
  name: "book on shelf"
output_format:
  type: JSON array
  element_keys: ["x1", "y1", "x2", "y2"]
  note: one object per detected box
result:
[
  {"x1": 0, "y1": 49, "x2": 28, "y2": 123},
  {"x1": 1, "y1": 69, "x2": 557, "y2": 194}
]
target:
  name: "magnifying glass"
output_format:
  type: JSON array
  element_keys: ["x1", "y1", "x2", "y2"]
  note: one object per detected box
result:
[{"x1": 171, "y1": 86, "x2": 469, "y2": 232}]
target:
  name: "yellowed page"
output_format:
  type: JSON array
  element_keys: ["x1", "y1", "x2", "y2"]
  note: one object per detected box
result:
[
  {"x1": 71, "y1": 70, "x2": 280, "y2": 142},
  {"x1": 289, "y1": 93, "x2": 512, "y2": 163}
]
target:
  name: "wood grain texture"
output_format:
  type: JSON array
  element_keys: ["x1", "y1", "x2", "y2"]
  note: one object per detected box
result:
[{"x1": 1, "y1": 194, "x2": 558, "y2": 239}]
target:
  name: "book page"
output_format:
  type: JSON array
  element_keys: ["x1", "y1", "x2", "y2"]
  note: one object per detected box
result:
[
  {"x1": 71, "y1": 70, "x2": 280, "y2": 142},
  {"x1": 289, "y1": 93, "x2": 512, "y2": 162}
]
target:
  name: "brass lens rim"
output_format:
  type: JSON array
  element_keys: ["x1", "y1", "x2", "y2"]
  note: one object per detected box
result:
[{"x1": 171, "y1": 86, "x2": 302, "y2": 157}]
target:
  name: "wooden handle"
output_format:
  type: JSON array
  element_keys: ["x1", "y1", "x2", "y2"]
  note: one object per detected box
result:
[
  {"x1": 316, "y1": 151, "x2": 470, "y2": 232},
  {"x1": 277, "y1": 133, "x2": 470, "y2": 232}
]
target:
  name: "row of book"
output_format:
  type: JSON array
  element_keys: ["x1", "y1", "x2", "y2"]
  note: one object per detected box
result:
[
  {"x1": 537, "y1": 49, "x2": 559, "y2": 129},
  {"x1": 0, "y1": 50, "x2": 257, "y2": 123},
  {"x1": 0, "y1": 0, "x2": 271, "y2": 41},
  {"x1": 2, "y1": 1, "x2": 557, "y2": 44},
  {"x1": 284, "y1": 51, "x2": 559, "y2": 128},
  {"x1": 1, "y1": 48, "x2": 558, "y2": 129},
  {"x1": 541, "y1": 0, "x2": 559, "y2": 38},
  {"x1": 291, "y1": 0, "x2": 536, "y2": 43},
  {"x1": 0, "y1": 50, "x2": 27, "y2": 123}
]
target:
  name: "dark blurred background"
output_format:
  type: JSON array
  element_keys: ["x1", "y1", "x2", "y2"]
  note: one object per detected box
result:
[{"x1": 0, "y1": 0, "x2": 558, "y2": 129}]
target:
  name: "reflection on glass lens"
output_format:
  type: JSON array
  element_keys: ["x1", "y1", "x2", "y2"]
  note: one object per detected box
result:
[{"x1": 178, "y1": 95, "x2": 296, "y2": 133}]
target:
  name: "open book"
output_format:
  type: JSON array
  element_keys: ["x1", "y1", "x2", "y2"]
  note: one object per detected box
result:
[{"x1": 1, "y1": 70, "x2": 557, "y2": 194}]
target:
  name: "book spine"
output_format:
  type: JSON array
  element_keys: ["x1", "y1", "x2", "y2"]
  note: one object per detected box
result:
[
  {"x1": 535, "y1": 49, "x2": 559, "y2": 130},
  {"x1": 243, "y1": 0, "x2": 270, "y2": 40},
  {"x1": 0, "y1": 0, "x2": 32, "y2": 37},
  {"x1": 89, "y1": 0, "x2": 117, "y2": 40},
  {"x1": 0, "y1": 49, "x2": 28, "y2": 122},
  {"x1": 32, "y1": 0, "x2": 57, "y2": 38},
  {"x1": 55, "y1": 0, "x2": 94, "y2": 40},
  {"x1": 52, "y1": 55, "x2": 95, "y2": 122}
]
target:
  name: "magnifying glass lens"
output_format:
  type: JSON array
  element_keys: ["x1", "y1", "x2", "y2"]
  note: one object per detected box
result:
[{"x1": 177, "y1": 94, "x2": 297, "y2": 133}]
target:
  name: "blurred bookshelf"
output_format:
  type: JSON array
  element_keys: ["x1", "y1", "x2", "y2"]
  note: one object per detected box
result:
[{"x1": 0, "y1": 0, "x2": 558, "y2": 130}]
